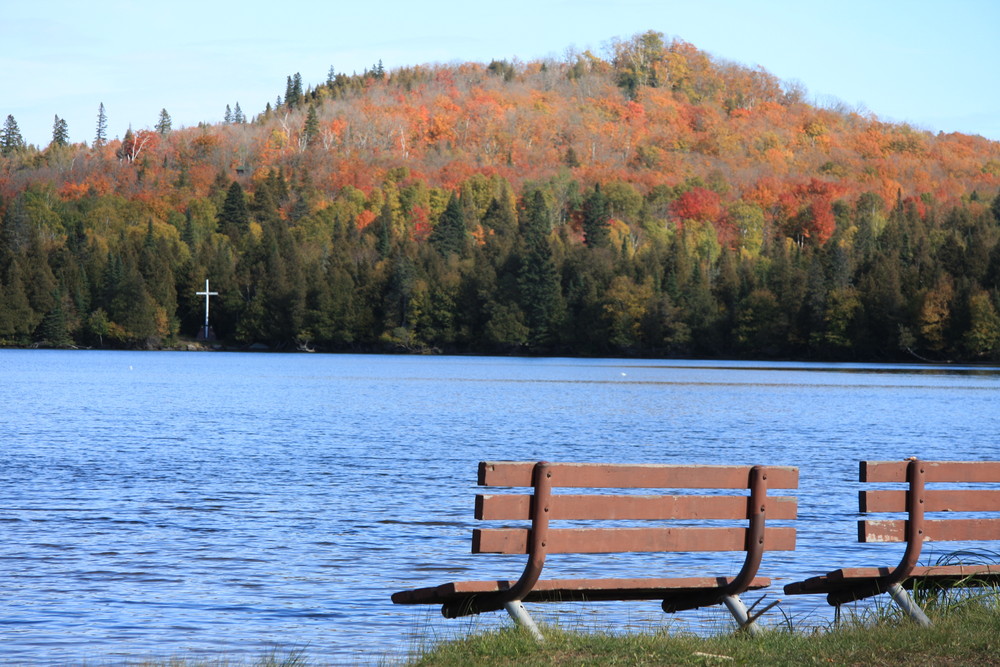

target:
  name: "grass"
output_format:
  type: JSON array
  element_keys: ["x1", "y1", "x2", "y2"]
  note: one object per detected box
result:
[{"x1": 404, "y1": 594, "x2": 1000, "y2": 666}]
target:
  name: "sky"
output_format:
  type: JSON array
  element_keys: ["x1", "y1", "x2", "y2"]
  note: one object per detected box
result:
[{"x1": 4, "y1": 0, "x2": 1000, "y2": 148}]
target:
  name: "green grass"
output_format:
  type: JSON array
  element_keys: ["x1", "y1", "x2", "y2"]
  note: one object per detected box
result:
[{"x1": 404, "y1": 596, "x2": 1000, "y2": 666}]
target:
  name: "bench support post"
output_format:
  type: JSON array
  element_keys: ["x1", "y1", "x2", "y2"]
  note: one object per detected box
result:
[
  {"x1": 503, "y1": 601, "x2": 545, "y2": 642},
  {"x1": 722, "y1": 595, "x2": 762, "y2": 636},
  {"x1": 887, "y1": 583, "x2": 932, "y2": 627}
]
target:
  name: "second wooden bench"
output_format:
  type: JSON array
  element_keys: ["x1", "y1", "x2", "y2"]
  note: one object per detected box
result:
[{"x1": 784, "y1": 458, "x2": 1000, "y2": 625}]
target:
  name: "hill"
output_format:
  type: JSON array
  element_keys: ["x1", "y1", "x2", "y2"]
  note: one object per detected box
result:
[{"x1": 1, "y1": 31, "x2": 999, "y2": 360}]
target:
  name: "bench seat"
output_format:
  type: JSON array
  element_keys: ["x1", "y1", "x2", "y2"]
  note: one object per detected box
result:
[
  {"x1": 393, "y1": 575, "x2": 774, "y2": 605},
  {"x1": 785, "y1": 564, "x2": 1000, "y2": 596}
]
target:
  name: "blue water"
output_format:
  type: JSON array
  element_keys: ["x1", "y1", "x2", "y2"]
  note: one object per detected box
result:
[{"x1": 1, "y1": 350, "x2": 998, "y2": 664}]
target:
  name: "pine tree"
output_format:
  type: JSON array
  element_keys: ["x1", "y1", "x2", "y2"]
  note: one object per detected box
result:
[
  {"x1": 94, "y1": 103, "x2": 108, "y2": 147},
  {"x1": 285, "y1": 73, "x2": 303, "y2": 108},
  {"x1": 38, "y1": 291, "x2": 71, "y2": 347},
  {"x1": 516, "y1": 190, "x2": 561, "y2": 345},
  {"x1": 224, "y1": 104, "x2": 233, "y2": 124},
  {"x1": 218, "y1": 181, "x2": 250, "y2": 238},
  {"x1": 155, "y1": 108, "x2": 172, "y2": 135},
  {"x1": 430, "y1": 192, "x2": 467, "y2": 256},
  {"x1": 582, "y1": 183, "x2": 611, "y2": 248},
  {"x1": 303, "y1": 104, "x2": 319, "y2": 147},
  {"x1": 51, "y1": 115, "x2": 69, "y2": 147},
  {"x1": 1, "y1": 115, "x2": 25, "y2": 155},
  {"x1": 233, "y1": 102, "x2": 245, "y2": 123}
]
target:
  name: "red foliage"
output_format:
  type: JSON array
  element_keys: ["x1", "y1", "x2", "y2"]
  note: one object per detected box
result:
[
  {"x1": 355, "y1": 209, "x2": 377, "y2": 230},
  {"x1": 669, "y1": 187, "x2": 722, "y2": 224},
  {"x1": 410, "y1": 205, "x2": 432, "y2": 241},
  {"x1": 778, "y1": 178, "x2": 843, "y2": 245}
]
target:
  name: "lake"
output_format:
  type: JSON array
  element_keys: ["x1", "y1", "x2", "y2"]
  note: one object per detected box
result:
[{"x1": 1, "y1": 350, "x2": 998, "y2": 664}]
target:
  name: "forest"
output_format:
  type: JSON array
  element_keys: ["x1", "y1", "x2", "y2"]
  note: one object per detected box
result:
[{"x1": 1, "y1": 31, "x2": 1000, "y2": 361}]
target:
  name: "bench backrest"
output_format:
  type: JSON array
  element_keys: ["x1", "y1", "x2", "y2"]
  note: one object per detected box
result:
[
  {"x1": 860, "y1": 459, "x2": 1000, "y2": 544},
  {"x1": 474, "y1": 462, "x2": 798, "y2": 557}
]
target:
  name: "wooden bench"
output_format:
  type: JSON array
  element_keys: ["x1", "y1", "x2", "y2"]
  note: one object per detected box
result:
[
  {"x1": 392, "y1": 461, "x2": 798, "y2": 639},
  {"x1": 784, "y1": 458, "x2": 1000, "y2": 626}
]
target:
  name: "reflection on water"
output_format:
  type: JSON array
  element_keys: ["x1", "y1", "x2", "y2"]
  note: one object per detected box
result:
[{"x1": 0, "y1": 350, "x2": 998, "y2": 664}]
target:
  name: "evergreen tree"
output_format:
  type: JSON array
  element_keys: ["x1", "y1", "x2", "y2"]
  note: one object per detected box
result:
[
  {"x1": 224, "y1": 104, "x2": 233, "y2": 124},
  {"x1": 582, "y1": 183, "x2": 611, "y2": 248},
  {"x1": 376, "y1": 200, "x2": 393, "y2": 258},
  {"x1": 155, "y1": 108, "x2": 172, "y2": 135},
  {"x1": 233, "y1": 102, "x2": 245, "y2": 124},
  {"x1": 285, "y1": 73, "x2": 303, "y2": 107},
  {"x1": 430, "y1": 192, "x2": 467, "y2": 256},
  {"x1": 218, "y1": 181, "x2": 250, "y2": 239},
  {"x1": 94, "y1": 103, "x2": 108, "y2": 147},
  {"x1": 482, "y1": 182, "x2": 519, "y2": 240},
  {"x1": 516, "y1": 190, "x2": 561, "y2": 345},
  {"x1": 0, "y1": 260, "x2": 38, "y2": 343},
  {"x1": 0, "y1": 191, "x2": 30, "y2": 252},
  {"x1": 51, "y1": 115, "x2": 69, "y2": 147},
  {"x1": 303, "y1": 104, "x2": 319, "y2": 146},
  {"x1": 1, "y1": 115, "x2": 25, "y2": 155},
  {"x1": 38, "y1": 291, "x2": 71, "y2": 346}
]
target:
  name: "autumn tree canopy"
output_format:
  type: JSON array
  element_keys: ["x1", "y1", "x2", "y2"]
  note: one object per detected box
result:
[{"x1": 1, "y1": 31, "x2": 999, "y2": 360}]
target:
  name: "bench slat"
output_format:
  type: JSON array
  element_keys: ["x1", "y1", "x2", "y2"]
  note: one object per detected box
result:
[
  {"x1": 478, "y1": 462, "x2": 799, "y2": 489},
  {"x1": 473, "y1": 526, "x2": 796, "y2": 554},
  {"x1": 476, "y1": 493, "x2": 798, "y2": 521},
  {"x1": 860, "y1": 489, "x2": 1000, "y2": 513},
  {"x1": 860, "y1": 518, "x2": 1000, "y2": 543},
  {"x1": 829, "y1": 564, "x2": 1000, "y2": 581},
  {"x1": 862, "y1": 460, "x2": 1000, "y2": 483}
]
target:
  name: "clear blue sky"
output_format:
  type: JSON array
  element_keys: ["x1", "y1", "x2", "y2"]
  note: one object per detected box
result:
[{"x1": 5, "y1": 0, "x2": 999, "y2": 148}]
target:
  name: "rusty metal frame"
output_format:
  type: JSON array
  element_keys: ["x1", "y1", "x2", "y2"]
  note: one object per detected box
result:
[
  {"x1": 886, "y1": 458, "x2": 925, "y2": 585},
  {"x1": 498, "y1": 461, "x2": 552, "y2": 605},
  {"x1": 819, "y1": 458, "x2": 933, "y2": 624},
  {"x1": 444, "y1": 462, "x2": 554, "y2": 628},
  {"x1": 881, "y1": 458, "x2": 931, "y2": 625},
  {"x1": 725, "y1": 465, "x2": 768, "y2": 596},
  {"x1": 661, "y1": 465, "x2": 771, "y2": 633}
]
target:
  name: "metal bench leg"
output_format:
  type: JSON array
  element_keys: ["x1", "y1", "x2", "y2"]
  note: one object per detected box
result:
[
  {"x1": 887, "y1": 583, "x2": 932, "y2": 627},
  {"x1": 722, "y1": 594, "x2": 762, "y2": 636},
  {"x1": 503, "y1": 600, "x2": 545, "y2": 642}
]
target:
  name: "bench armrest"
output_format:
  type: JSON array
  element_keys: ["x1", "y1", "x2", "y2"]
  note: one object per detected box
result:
[{"x1": 723, "y1": 465, "x2": 767, "y2": 596}]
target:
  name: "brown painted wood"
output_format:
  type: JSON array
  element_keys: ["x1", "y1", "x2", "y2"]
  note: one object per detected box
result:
[
  {"x1": 860, "y1": 489, "x2": 1000, "y2": 513},
  {"x1": 478, "y1": 461, "x2": 799, "y2": 489},
  {"x1": 859, "y1": 518, "x2": 1000, "y2": 543},
  {"x1": 392, "y1": 575, "x2": 774, "y2": 605},
  {"x1": 862, "y1": 460, "x2": 1000, "y2": 483},
  {"x1": 784, "y1": 564, "x2": 1000, "y2": 596},
  {"x1": 476, "y1": 493, "x2": 798, "y2": 521},
  {"x1": 828, "y1": 564, "x2": 1000, "y2": 581},
  {"x1": 473, "y1": 525, "x2": 796, "y2": 554}
]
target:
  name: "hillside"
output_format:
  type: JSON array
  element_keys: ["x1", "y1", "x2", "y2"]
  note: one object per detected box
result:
[{"x1": 1, "y1": 31, "x2": 1000, "y2": 360}]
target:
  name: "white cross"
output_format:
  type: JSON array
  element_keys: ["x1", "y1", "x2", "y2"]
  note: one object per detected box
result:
[{"x1": 196, "y1": 279, "x2": 219, "y2": 339}]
